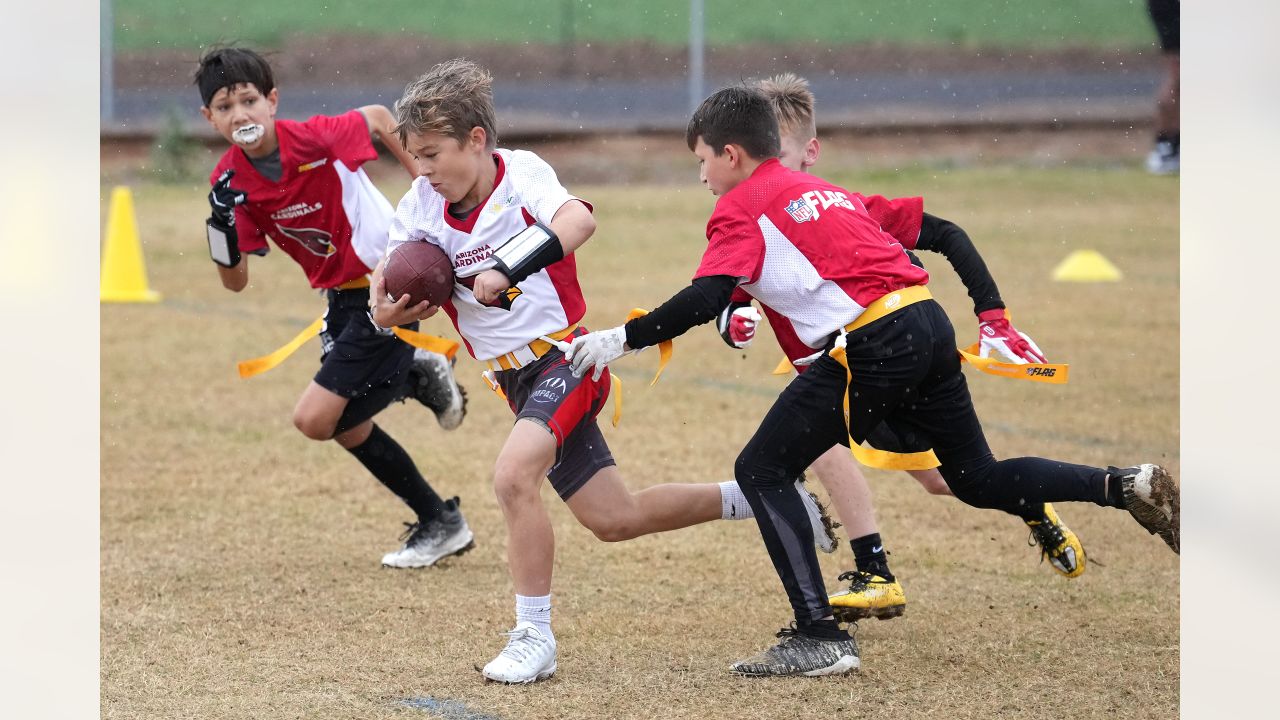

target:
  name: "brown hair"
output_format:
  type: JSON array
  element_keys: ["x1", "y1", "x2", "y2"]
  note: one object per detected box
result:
[
  {"x1": 393, "y1": 58, "x2": 497, "y2": 150},
  {"x1": 194, "y1": 46, "x2": 275, "y2": 108},
  {"x1": 685, "y1": 85, "x2": 780, "y2": 160},
  {"x1": 755, "y1": 73, "x2": 817, "y2": 141}
]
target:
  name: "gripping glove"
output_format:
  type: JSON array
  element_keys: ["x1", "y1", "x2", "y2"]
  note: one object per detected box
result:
[
  {"x1": 206, "y1": 169, "x2": 247, "y2": 268},
  {"x1": 716, "y1": 302, "x2": 761, "y2": 349},
  {"x1": 566, "y1": 326, "x2": 629, "y2": 381},
  {"x1": 977, "y1": 308, "x2": 1046, "y2": 364}
]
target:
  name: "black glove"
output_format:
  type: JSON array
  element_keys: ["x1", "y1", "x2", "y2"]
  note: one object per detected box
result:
[{"x1": 206, "y1": 169, "x2": 247, "y2": 267}]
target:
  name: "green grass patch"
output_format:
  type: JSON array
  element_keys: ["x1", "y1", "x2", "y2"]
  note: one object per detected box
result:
[{"x1": 114, "y1": 0, "x2": 1157, "y2": 52}]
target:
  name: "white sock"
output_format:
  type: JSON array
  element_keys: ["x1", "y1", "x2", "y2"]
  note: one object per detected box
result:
[
  {"x1": 719, "y1": 481, "x2": 755, "y2": 520},
  {"x1": 515, "y1": 594, "x2": 553, "y2": 642}
]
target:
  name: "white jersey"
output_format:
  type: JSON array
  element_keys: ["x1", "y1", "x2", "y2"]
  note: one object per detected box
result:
[{"x1": 387, "y1": 149, "x2": 590, "y2": 361}]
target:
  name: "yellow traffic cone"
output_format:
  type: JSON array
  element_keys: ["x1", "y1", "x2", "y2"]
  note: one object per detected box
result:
[
  {"x1": 101, "y1": 186, "x2": 161, "y2": 303},
  {"x1": 1051, "y1": 249, "x2": 1123, "y2": 283}
]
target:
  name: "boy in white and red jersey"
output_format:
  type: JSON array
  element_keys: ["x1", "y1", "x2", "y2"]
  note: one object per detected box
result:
[
  {"x1": 195, "y1": 47, "x2": 473, "y2": 569},
  {"x1": 567, "y1": 85, "x2": 1180, "y2": 677},
  {"x1": 711, "y1": 74, "x2": 1086, "y2": 624},
  {"x1": 371, "y1": 59, "x2": 836, "y2": 685}
]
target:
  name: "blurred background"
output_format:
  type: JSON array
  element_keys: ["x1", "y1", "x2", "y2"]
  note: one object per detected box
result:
[{"x1": 101, "y1": 0, "x2": 1167, "y2": 176}]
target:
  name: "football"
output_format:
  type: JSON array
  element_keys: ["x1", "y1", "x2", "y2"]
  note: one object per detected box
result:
[{"x1": 383, "y1": 242, "x2": 455, "y2": 307}]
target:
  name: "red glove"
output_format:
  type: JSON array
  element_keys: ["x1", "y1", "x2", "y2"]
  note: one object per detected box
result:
[
  {"x1": 977, "y1": 309, "x2": 1046, "y2": 364},
  {"x1": 717, "y1": 304, "x2": 761, "y2": 349}
]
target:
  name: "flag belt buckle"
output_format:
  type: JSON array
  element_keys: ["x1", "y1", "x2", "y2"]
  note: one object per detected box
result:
[{"x1": 486, "y1": 324, "x2": 579, "y2": 372}]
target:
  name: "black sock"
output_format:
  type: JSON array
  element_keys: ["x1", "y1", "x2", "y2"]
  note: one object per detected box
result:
[
  {"x1": 798, "y1": 618, "x2": 850, "y2": 641},
  {"x1": 850, "y1": 533, "x2": 893, "y2": 581},
  {"x1": 346, "y1": 424, "x2": 446, "y2": 522}
]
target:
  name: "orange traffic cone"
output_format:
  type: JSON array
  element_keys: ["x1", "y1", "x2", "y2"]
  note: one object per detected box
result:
[{"x1": 101, "y1": 186, "x2": 161, "y2": 303}]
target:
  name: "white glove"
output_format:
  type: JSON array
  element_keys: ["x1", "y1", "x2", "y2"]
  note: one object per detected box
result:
[{"x1": 565, "y1": 326, "x2": 629, "y2": 381}]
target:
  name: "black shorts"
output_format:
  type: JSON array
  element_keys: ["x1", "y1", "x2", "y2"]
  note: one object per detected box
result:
[
  {"x1": 492, "y1": 330, "x2": 616, "y2": 500},
  {"x1": 312, "y1": 287, "x2": 416, "y2": 432},
  {"x1": 1148, "y1": 0, "x2": 1179, "y2": 52}
]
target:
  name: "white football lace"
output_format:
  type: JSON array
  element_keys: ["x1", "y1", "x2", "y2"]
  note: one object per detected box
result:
[{"x1": 498, "y1": 628, "x2": 543, "y2": 662}]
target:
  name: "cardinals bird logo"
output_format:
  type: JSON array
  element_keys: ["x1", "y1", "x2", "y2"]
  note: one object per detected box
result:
[
  {"x1": 275, "y1": 223, "x2": 335, "y2": 257},
  {"x1": 458, "y1": 276, "x2": 523, "y2": 310}
]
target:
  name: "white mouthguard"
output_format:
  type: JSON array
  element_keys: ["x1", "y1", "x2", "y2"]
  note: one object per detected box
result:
[{"x1": 232, "y1": 124, "x2": 265, "y2": 146}]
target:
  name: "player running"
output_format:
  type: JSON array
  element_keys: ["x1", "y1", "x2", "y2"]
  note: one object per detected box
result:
[
  {"x1": 567, "y1": 85, "x2": 1179, "y2": 677},
  {"x1": 715, "y1": 74, "x2": 1085, "y2": 624},
  {"x1": 370, "y1": 59, "x2": 836, "y2": 685},
  {"x1": 195, "y1": 47, "x2": 472, "y2": 569}
]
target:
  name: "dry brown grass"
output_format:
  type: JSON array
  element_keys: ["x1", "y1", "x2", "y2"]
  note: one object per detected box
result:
[{"x1": 102, "y1": 144, "x2": 1177, "y2": 719}]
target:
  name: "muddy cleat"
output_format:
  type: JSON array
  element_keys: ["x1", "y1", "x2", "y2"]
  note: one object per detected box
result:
[
  {"x1": 1025, "y1": 503, "x2": 1086, "y2": 578},
  {"x1": 731, "y1": 625, "x2": 860, "y2": 677},
  {"x1": 1112, "y1": 464, "x2": 1180, "y2": 553},
  {"x1": 828, "y1": 571, "x2": 906, "y2": 622},
  {"x1": 795, "y1": 476, "x2": 839, "y2": 553},
  {"x1": 410, "y1": 348, "x2": 467, "y2": 430},
  {"x1": 381, "y1": 497, "x2": 475, "y2": 568},
  {"x1": 481, "y1": 622, "x2": 557, "y2": 684}
]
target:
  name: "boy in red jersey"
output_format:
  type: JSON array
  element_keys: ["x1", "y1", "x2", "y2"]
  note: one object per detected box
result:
[
  {"x1": 371, "y1": 59, "x2": 836, "y2": 685},
  {"x1": 717, "y1": 74, "x2": 1086, "y2": 624},
  {"x1": 196, "y1": 47, "x2": 472, "y2": 569},
  {"x1": 567, "y1": 85, "x2": 1180, "y2": 677}
]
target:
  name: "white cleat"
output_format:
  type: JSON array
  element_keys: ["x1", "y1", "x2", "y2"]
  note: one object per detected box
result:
[
  {"x1": 796, "y1": 478, "x2": 839, "y2": 553},
  {"x1": 481, "y1": 622, "x2": 557, "y2": 684},
  {"x1": 410, "y1": 349, "x2": 467, "y2": 431},
  {"x1": 381, "y1": 497, "x2": 475, "y2": 569}
]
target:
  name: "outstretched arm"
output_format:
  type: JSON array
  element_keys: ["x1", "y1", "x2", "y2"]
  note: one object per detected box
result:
[
  {"x1": 917, "y1": 213, "x2": 1045, "y2": 363},
  {"x1": 914, "y1": 212, "x2": 1004, "y2": 316},
  {"x1": 566, "y1": 275, "x2": 737, "y2": 379},
  {"x1": 359, "y1": 104, "x2": 418, "y2": 180}
]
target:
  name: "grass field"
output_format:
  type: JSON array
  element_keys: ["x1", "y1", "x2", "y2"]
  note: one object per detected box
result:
[
  {"x1": 101, "y1": 141, "x2": 1178, "y2": 718},
  {"x1": 113, "y1": 0, "x2": 1157, "y2": 51}
]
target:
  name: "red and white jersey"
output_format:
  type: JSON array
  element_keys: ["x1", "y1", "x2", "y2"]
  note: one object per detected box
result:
[
  {"x1": 387, "y1": 149, "x2": 591, "y2": 361},
  {"x1": 695, "y1": 159, "x2": 929, "y2": 360},
  {"x1": 210, "y1": 110, "x2": 393, "y2": 289}
]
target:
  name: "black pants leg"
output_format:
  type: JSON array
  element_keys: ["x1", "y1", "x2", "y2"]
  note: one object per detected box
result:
[
  {"x1": 736, "y1": 300, "x2": 1115, "y2": 626},
  {"x1": 878, "y1": 302, "x2": 1113, "y2": 516}
]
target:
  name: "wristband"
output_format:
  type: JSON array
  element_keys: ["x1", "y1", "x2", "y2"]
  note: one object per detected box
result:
[
  {"x1": 491, "y1": 222, "x2": 564, "y2": 285},
  {"x1": 206, "y1": 218, "x2": 241, "y2": 268}
]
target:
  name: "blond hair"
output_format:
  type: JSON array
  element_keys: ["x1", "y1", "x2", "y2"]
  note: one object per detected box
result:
[
  {"x1": 393, "y1": 58, "x2": 498, "y2": 150},
  {"x1": 755, "y1": 73, "x2": 817, "y2": 141}
]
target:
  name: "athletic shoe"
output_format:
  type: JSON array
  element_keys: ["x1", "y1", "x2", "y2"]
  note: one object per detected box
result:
[
  {"x1": 1146, "y1": 140, "x2": 1180, "y2": 175},
  {"x1": 828, "y1": 571, "x2": 906, "y2": 622},
  {"x1": 1024, "y1": 503, "x2": 1086, "y2": 578},
  {"x1": 730, "y1": 625, "x2": 860, "y2": 677},
  {"x1": 381, "y1": 497, "x2": 475, "y2": 568},
  {"x1": 1112, "y1": 464, "x2": 1180, "y2": 553},
  {"x1": 795, "y1": 476, "x2": 839, "y2": 554},
  {"x1": 481, "y1": 621, "x2": 558, "y2": 684},
  {"x1": 410, "y1": 349, "x2": 467, "y2": 430}
]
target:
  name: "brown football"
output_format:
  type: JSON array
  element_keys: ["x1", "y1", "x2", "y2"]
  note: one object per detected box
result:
[{"x1": 383, "y1": 242, "x2": 455, "y2": 307}]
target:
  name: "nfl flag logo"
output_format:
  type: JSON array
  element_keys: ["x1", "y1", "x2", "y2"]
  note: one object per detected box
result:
[{"x1": 785, "y1": 198, "x2": 814, "y2": 223}]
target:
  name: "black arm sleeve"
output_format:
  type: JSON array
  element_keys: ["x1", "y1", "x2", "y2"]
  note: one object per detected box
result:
[
  {"x1": 623, "y1": 275, "x2": 738, "y2": 350},
  {"x1": 914, "y1": 212, "x2": 1004, "y2": 315}
]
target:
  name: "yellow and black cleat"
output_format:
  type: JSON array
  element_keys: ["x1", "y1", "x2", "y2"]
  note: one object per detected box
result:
[
  {"x1": 829, "y1": 571, "x2": 906, "y2": 622},
  {"x1": 1025, "y1": 503, "x2": 1086, "y2": 578}
]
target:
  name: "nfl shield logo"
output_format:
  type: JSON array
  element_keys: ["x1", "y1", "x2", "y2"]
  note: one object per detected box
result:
[{"x1": 785, "y1": 198, "x2": 814, "y2": 223}]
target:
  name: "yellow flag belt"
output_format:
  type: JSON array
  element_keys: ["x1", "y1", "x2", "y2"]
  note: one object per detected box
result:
[
  {"x1": 237, "y1": 315, "x2": 459, "y2": 379},
  {"x1": 825, "y1": 287, "x2": 1068, "y2": 471}
]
